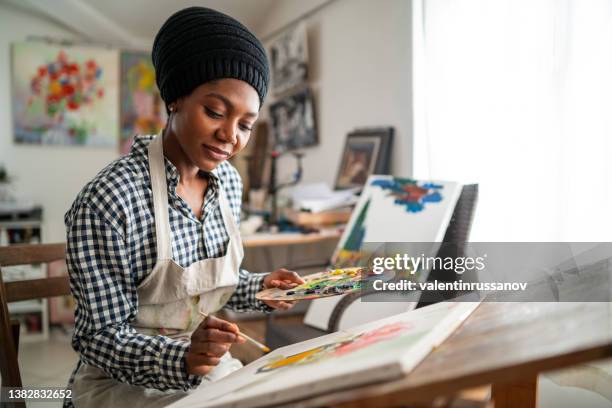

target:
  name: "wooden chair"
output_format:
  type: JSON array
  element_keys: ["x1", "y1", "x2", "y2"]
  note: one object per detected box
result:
[{"x1": 0, "y1": 243, "x2": 69, "y2": 406}]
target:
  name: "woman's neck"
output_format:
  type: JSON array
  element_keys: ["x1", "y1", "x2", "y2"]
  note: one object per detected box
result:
[{"x1": 162, "y1": 128, "x2": 201, "y2": 184}]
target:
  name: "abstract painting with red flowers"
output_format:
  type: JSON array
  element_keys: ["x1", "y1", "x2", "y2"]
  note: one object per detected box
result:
[{"x1": 11, "y1": 42, "x2": 119, "y2": 147}]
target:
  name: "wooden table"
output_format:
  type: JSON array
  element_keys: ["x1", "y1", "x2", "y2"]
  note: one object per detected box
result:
[
  {"x1": 242, "y1": 229, "x2": 342, "y2": 272},
  {"x1": 284, "y1": 260, "x2": 612, "y2": 407},
  {"x1": 242, "y1": 229, "x2": 342, "y2": 248}
]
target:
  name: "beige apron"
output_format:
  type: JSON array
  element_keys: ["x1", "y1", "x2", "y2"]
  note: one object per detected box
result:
[{"x1": 72, "y1": 134, "x2": 244, "y2": 407}]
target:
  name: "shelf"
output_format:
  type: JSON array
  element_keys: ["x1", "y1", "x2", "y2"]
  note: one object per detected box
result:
[
  {"x1": 9, "y1": 300, "x2": 44, "y2": 314},
  {"x1": 0, "y1": 220, "x2": 43, "y2": 228}
]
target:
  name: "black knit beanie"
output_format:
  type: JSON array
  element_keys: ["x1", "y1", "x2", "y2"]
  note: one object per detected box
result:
[{"x1": 152, "y1": 7, "x2": 270, "y2": 112}]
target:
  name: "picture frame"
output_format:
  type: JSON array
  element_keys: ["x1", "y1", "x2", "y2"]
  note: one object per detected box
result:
[
  {"x1": 269, "y1": 22, "x2": 309, "y2": 95},
  {"x1": 11, "y1": 41, "x2": 119, "y2": 147},
  {"x1": 119, "y1": 50, "x2": 167, "y2": 155},
  {"x1": 269, "y1": 87, "x2": 318, "y2": 151},
  {"x1": 334, "y1": 127, "x2": 394, "y2": 190}
]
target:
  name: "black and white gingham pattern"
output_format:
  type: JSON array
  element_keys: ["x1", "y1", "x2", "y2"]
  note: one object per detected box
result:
[{"x1": 62, "y1": 135, "x2": 271, "y2": 406}]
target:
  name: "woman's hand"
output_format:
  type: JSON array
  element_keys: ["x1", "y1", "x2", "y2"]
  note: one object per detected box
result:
[
  {"x1": 261, "y1": 268, "x2": 305, "y2": 310},
  {"x1": 185, "y1": 315, "x2": 245, "y2": 376}
]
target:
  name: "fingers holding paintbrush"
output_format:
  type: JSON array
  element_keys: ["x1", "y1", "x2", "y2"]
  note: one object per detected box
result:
[
  {"x1": 186, "y1": 312, "x2": 245, "y2": 375},
  {"x1": 198, "y1": 311, "x2": 271, "y2": 353}
]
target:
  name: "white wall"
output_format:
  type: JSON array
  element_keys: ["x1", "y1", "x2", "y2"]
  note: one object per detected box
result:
[
  {"x1": 258, "y1": 0, "x2": 413, "y2": 188},
  {"x1": 0, "y1": 0, "x2": 412, "y2": 241},
  {"x1": 0, "y1": 3, "x2": 119, "y2": 242}
]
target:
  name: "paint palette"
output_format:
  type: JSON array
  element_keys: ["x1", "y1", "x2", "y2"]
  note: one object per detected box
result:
[{"x1": 256, "y1": 267, "x2": 377, "y2": 301}]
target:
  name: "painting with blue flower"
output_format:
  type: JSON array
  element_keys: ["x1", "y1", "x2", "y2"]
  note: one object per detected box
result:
[{"x1": 333, "y1": 176, "x2": 462, "y2": 268}]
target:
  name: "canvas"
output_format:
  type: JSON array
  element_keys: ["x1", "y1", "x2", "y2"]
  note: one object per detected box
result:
[
  {"x1": 12, "y1": 42, "x2": 119, "y2": 147},
  {"x1": 119, "y1": 51, "x2": 167, "y2": 155},
  {"x1": 168, "y1": 301, "x2": 479, "y2": 408},
  {"x1": 305, "y1": 176, "x2": 462, "y2": 330}
]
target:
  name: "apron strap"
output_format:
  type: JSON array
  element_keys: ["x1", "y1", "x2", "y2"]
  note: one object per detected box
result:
[
  {"x1": 148, "y1": 134, "x2": 173, "y2": 261},
  {"x1": 148, "y1": 133, "x2": 243, "y2": 261},
  {"x1": 217, "y1": 186, "x2": 242, "y2": 249}
]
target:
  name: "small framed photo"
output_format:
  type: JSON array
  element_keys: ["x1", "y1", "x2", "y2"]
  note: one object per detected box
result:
[{"x1": 334, "y1": 127, "x2": 394, "y2": 190}]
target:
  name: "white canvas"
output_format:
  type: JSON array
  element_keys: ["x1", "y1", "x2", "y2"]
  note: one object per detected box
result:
[
  {"x1": 305, "y1": 176, "x2": 462, "y2": 330},
  {"x1": 169, "y1": 301, "x2": 479, "y2": 408}
]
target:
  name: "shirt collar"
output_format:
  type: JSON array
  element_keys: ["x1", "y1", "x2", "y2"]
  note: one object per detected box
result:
[{"x1": 131, "y1": 134, "x2": 222, "y2": 192}]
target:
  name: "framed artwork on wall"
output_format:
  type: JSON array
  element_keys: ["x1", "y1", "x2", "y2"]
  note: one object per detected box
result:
[
  {"x1": 119, "y1": 50, "x2": 167, "y2": 155},
  {"x1": 269, "y1": 22, "x2": 308, "y2": 95},
  {"x1": 334, "y1": 127, "x2": 394, "y2": 190},
  {"x1": 11, "y1": 41, "x2": 119, "y2": 147},
  {"x1": 269, "y1": 87, "x2": 317, "y2": 152}
]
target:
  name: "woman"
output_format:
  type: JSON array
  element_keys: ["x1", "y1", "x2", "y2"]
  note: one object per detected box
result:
[{"x1": 63, "y1": 7, "x2": 303, "y2": 407}]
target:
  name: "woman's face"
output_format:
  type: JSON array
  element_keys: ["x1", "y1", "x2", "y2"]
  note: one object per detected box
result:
[{"x1": 169, "y1": 78, "x2": 260, "y2": 172}]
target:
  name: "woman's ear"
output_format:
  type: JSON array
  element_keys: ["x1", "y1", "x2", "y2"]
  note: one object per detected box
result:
[{"x1": 171, "y1": 97, "x2": 187, "y2": 113}]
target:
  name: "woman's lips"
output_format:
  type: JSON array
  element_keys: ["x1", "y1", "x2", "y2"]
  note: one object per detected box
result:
[{"x1": 202, "y1": 144, "x2": 230, "y2": 161}]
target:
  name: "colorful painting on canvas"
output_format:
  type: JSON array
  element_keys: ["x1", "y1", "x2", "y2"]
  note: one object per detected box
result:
[
  {"x1": 12, "y1": 42, "x2": 119, "y2": 147},
  {"x1": 333, "y1": 176, "x2": 461, "y2": 268},
  {"x1": 166, "y1": 301, "x2": 480, "y2": 408},
  {"x1": 119, "y1": 51, "x2": 167, "y2": 155},
  {"x1": 256, "y1": 321, "x2": 416, "y2": 373},
  {"x1": 302, "y1": 176, "x2": 461, "y2": 332}
]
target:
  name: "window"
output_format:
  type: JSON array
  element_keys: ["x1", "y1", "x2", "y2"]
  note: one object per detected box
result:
[{"x1": 413, "y1": 0, "x2": 612, "y2": 241}]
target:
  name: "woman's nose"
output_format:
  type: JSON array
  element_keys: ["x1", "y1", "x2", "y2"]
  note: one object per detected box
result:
[{"x1": 218, "y1": 122, "x2": 237, "y2": 144}]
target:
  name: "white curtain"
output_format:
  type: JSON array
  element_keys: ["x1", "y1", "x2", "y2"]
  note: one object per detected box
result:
[{"x1": 412, "y1": 0, "x2": 612, "y2": 241}]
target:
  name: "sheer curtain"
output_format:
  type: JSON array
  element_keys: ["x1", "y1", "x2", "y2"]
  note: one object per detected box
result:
[{"x1": 412, "y1": 0, "x2": 612, "y2": 241}]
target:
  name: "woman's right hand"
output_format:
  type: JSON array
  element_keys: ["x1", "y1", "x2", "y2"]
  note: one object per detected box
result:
[{"x1": 185, "y1": 315, "x2": 245, "y2": 376}]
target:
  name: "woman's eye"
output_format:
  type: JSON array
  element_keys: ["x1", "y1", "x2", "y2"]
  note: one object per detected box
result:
[
  {"x1": 205, "y1": 107, "x2": 223, "y2": 119},
  {"x1": 239, "y1": 123, "x2": 253, "y2": 132}
]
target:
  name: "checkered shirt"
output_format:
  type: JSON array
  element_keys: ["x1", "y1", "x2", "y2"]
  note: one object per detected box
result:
[{"x1": 62, "y1": 135, "x2": 271, "y2": 406}]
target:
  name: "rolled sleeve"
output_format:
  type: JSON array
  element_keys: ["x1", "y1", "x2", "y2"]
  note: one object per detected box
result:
[
  {"x1": 224, "y1": 269, "x2": 274, "y2": 313},
  {"x1": 159, "y1": 338, "x2": 203, "y2": 389}
]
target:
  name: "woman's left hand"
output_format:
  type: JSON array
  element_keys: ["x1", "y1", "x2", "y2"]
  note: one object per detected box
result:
[{"x1": 261, "y1": 268, "x2": 305, "y2": 310}]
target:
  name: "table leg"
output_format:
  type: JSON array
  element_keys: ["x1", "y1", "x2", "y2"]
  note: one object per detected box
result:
[{"x1": 492, "y1": 375, "x2": 538, "y2": 408}]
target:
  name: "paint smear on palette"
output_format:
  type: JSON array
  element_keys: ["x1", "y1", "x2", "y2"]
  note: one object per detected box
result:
[
  {"x1": 256, "y1": 267, "x2": 388, "y2": 301},
  {"x1": 255, "y1": 321, "x2": 421, "y2": 374}
]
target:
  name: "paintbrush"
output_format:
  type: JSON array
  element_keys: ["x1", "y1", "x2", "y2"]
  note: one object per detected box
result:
[{"x1": 198, "y1": 311, "x2": 271, "y2": 353}]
